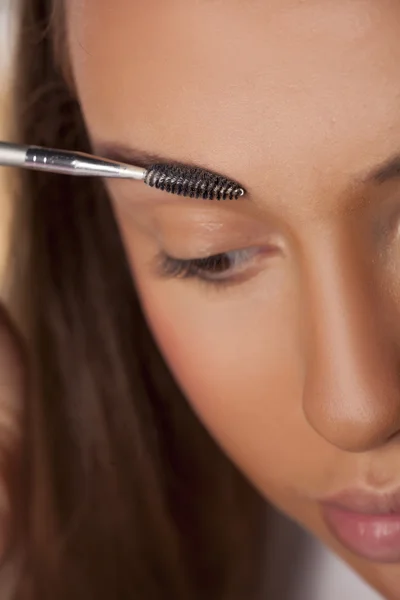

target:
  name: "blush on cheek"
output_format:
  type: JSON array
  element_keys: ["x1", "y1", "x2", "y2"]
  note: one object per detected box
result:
[
  {"x1": 140, "y1": 292, "x2": 226, "y2": 409},
  {"x1": 133, "y1": 275, "x2": 304, "y2": 492},
  {"x1": 123, "y1": 227, "x2": 314, "y2": 500}
]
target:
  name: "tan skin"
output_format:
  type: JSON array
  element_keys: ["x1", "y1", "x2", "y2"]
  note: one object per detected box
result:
[{"x1": 63, "y1": 0, "x2": 400, "y2": 597}]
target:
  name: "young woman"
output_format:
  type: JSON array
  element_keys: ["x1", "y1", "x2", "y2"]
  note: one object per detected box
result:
[{"x1": 1, "y1": 0, "x2": 400, "y2": 598}]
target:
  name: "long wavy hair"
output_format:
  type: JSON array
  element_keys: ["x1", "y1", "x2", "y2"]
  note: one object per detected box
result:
[{"x1": 6, "y1": 1, "x2": 266, "y2": 598}]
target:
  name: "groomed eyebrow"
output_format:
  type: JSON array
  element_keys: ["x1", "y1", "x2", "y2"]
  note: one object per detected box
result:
[
  {"x1": 93, "y1": 141, "x2": 246, "y2": 200},
  {"x1": 96, "y1": 142, "x2": 400, "y2": 188},
  {"x1": 93, "y1": 142, "x2": 183, "y2": 170},
  {"x1": 94, "y1": 141, "x2": 244, "y2": 182}
]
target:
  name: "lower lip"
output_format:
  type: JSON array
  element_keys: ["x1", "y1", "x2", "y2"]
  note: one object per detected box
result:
[{"x1": 321, "y1": 504, "x2": 400, "y2": 563}]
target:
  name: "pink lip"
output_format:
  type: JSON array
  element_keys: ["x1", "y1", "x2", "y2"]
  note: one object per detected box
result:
[{"x1": 320, "y1": 489, "x2": 400, "y2": 563}]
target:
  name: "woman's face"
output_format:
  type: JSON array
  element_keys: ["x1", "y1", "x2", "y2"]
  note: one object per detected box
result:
[{"x1": 67, "y1": 1, "x2": 400, "y2": 596}]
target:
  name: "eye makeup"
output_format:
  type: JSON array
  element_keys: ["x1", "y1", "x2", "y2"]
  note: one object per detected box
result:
[{"x1": 156, "y1": 247, "x2": 265, "y2": 286}]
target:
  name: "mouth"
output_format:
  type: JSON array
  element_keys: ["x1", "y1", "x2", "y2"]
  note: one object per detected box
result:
[{"x1": 320, "y1": 488, "x2": 400, "y2": 563}]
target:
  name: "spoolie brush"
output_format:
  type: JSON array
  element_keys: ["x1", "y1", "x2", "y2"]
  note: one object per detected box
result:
[
  {"x1": 0, "y1": 142, "x2": 246, "y2": 200},
  {"x1": 145, "y1": 163, "x2": 244, "y2": 200}
]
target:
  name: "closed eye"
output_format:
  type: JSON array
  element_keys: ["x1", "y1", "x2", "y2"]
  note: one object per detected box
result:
[{"x1": 155, "y1": 247, "x2": 269, "y2": 288}]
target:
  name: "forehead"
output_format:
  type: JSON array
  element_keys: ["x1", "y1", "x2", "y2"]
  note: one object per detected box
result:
[{"x1": 66, "y1": 0, "x2": 400, "y2": 207}]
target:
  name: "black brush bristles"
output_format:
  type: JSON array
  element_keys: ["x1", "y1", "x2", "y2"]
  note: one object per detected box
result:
[{"x1": 144, "y1": 163, "x2": 245, "y2": 200}]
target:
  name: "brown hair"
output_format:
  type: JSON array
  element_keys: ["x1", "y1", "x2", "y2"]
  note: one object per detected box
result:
[{"x1": 7, "y1": 1, "x2": 266, "y2": 598}]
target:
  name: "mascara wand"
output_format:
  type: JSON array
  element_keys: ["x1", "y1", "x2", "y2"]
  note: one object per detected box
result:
[{"x1": 0, "y1": 142, "x2": 245, "y2": 200}]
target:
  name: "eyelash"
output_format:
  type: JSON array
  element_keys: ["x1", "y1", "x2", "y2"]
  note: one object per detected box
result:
[{"x1": 156, "y1": 247, "x2": 262, "y2": 287}]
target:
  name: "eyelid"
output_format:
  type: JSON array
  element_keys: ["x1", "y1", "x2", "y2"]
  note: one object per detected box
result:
[
  {"x1": 148, "y1": 204, "x2": 282, "y2": 253},
  {"x1": 154, "y1": 245, "x2": 279, "y2": 290},
  {"x1": 111, "y1": 193, "x2": 285, "y2": 257}
]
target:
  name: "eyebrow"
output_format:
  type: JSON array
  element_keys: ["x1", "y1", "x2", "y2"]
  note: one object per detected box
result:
[
  {"x1": 93, "y1": 141, "x2": 246, "y2": 193},
  {"x1": 94, "y1": 141, "x2": 400, "y2": 194},
  {"x1": 94, "y1": 142, "x2": 182, "y2": 169},
  {"x1": 366, "y1": 154, "x2": 400, "y2": 184}
]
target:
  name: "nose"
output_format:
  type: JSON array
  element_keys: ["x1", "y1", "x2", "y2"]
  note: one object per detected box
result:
[{"x1": 302, "y1": 228, "x2": 400, "y2": 453}]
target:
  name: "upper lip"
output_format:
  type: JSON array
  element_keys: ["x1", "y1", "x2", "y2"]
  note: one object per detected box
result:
[{"x1": 321, "y1": 488, "x2": 400, "y2": 515}]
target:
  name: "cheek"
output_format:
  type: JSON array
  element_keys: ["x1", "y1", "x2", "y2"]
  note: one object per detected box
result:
[{"x1": 121, "y1": 225, "x2": 307, "y2": 496}]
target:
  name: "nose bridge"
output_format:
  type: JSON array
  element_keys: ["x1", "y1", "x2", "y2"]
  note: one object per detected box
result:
[{"x1": 302, "y1": 227, "x2": 400, "y2": 452}]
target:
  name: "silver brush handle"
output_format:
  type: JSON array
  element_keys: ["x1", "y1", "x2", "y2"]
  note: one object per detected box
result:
[
  {"x1": 0, "y1": 142, "x2": 27, "y2": 166},
  {"x1": 0, "y1": 142, "x2": 146, "y2": 180},
  {"x1": 0, "y1": 142, "x2": 246, "y2": 199}
]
